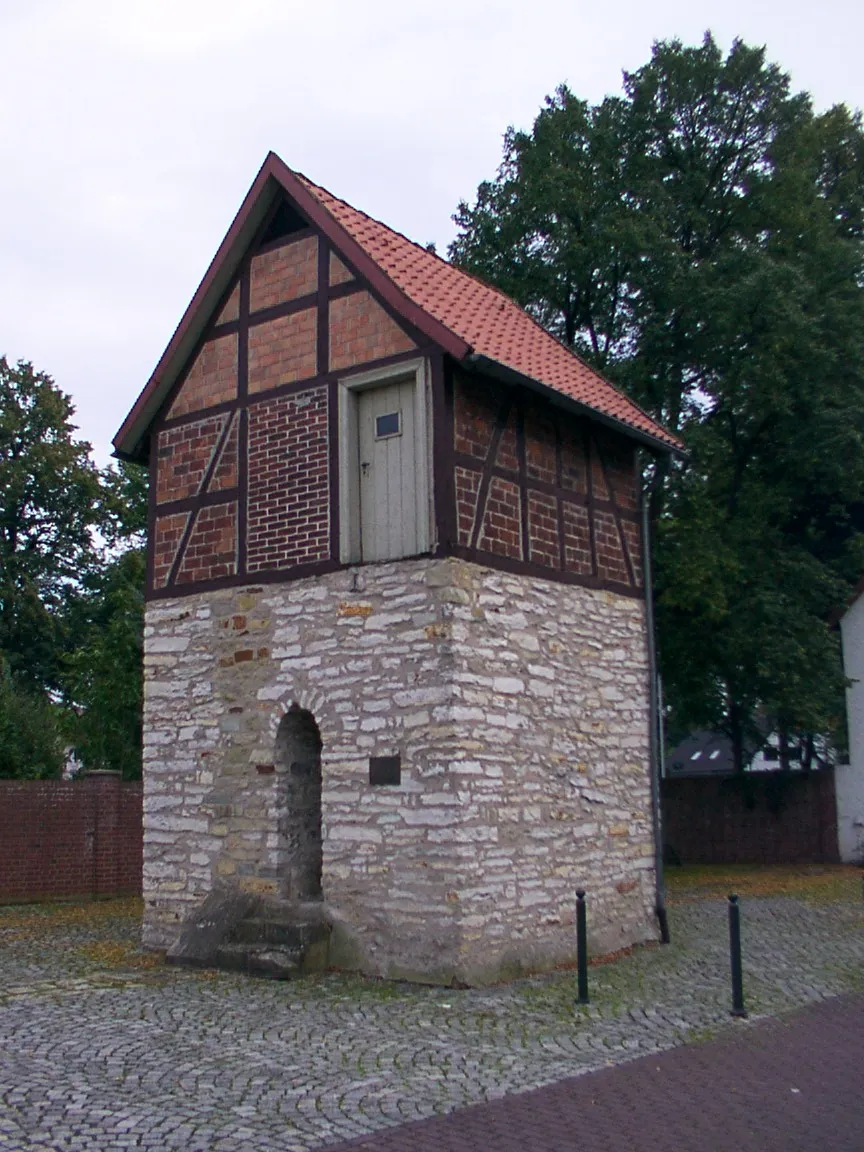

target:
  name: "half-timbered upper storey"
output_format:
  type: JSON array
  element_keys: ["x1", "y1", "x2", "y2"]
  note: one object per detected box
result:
[{"x1": 114, "y1": 153, "x2": 681, "y2": 602}]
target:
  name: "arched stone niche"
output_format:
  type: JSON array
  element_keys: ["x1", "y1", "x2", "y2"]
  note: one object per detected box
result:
[{"x1": 275, "y1": 704, "x2": 323, "y2": 901}]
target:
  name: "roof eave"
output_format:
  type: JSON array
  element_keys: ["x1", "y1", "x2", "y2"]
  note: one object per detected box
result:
[{"x1": 465, "y1": 354, "x2": 684, "y2": 458}]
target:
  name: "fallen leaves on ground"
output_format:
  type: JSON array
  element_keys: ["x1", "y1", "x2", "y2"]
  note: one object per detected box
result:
[
  {"x1": 0, "y1": 898, "x2": 143, "y2": 945},
  {"x1": 77, "y1": 941, "x2": 161, "y2": 970},
  {"x1": 666, "y1": 864, "x2": 863, "y2": 904}
]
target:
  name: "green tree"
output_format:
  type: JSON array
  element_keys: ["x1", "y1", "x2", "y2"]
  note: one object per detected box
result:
[
  {"x1": 63, "y1": 548, "x2": 145, "y2": 778},
  {"x1": 0, "y1": 358, "x2": 148, "y2": 777},
  {"x1": 98, "y1": 459, "x2": 148, "y2": 547},
  {"x1": 0, "y1": 357, "x2": 102, "y2": 691},
  {"x1": 450, "y1": 34, "x2": 864, "y2": 766},
  {"x1": 0, "y1": 654, "x2": 64, "y2": 779},
  {"x1": 63, "y1": 458, "x2": 147, "y2": 778}
]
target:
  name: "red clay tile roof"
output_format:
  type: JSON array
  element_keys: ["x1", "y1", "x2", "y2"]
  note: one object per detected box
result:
[{"x1": 297, "y1": 174, "x2": 681, "y2": 452}]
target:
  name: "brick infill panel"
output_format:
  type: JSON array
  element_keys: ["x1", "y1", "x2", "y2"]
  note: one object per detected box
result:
[
  {"x1": 250, "y1": 234, "x2": 318, "y2": 314},
  {"x1": 177, "y1": 501, "x2": 238, "y2": 584},
  {"x1": 156, "y1": 414, "x2": 228, "y2": 505},
  {"x1": 329, "y1": 291, "x2": 415, "y2": 372},
  {"x1": 248, "y1": 309, "x2": 317, "y2": 395},
  {"x1": 168, "y1": 333, "x2": 238, "y2": 419},
  {"x1": 477, "y1": 477, "x2": 522, "y2": 560},
  {"x1": 153, "y1": 512, "x2": 190, "y2": 589},
  {"x1": 247, "y1": 387, "x2": 330, "y2": 571}
]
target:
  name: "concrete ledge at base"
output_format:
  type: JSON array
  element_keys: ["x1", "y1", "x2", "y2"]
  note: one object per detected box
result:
[
  {"x1": 326, "y1": 910, "x2": 661, "y2": 988},
  {"x1": 156, "y1": 890, "x2": 660, "y2": 987}
]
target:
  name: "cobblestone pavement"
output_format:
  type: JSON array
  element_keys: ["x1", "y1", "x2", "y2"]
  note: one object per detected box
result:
[{"x1": 0, "y1": 876, "x2": 862, "y2": 1151}]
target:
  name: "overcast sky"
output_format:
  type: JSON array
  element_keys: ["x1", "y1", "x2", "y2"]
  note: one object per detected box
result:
[{"x1": 1, "y1": 0, "x2": 862, "y2": 466}]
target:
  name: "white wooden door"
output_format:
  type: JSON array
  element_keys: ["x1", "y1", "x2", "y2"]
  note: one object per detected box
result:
[{"x1": 358, "y1": 380, "x2": 417, "y2": 562}]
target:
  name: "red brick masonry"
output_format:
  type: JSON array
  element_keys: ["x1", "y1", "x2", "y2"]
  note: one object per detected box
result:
[
  {"x1": 247, "y1": 386, "x2": 330, "y2": 572},
  {"x1": 453, "y1": 376, "x2": 641, "y2": 586},
  {"x1": 177, "y1": 501, "x2": 238, "y2": 584},
  {"x1": 662, "y1": 770, "x2": 840, "y2": 866},
  {"x1": 0, "y1": 773, "x2": 142, "y2": 903},
  {"x1": 156, "y1": 413, "x2": 227, "y2": 504}
]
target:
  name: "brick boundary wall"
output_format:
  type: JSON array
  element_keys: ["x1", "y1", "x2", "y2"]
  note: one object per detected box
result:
[
  {"x1": 662, "y1": 770, "x2": 840, "y2": 866},
  {"x1": 0, "y1": 773, "x2": 143, "y2": 903}
]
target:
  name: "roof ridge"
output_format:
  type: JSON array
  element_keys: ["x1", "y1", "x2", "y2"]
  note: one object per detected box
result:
[{"x1": 295, "y1": 171, "x2": 671, "y2": 447}]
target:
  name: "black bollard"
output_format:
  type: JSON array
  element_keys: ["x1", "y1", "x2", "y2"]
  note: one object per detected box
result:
[
  {"x1": 576, "y1": 890, "x2": 589, "y2": 1005},
  {"x1": 728, "y1": 894, "x2": 747, "y2": 1018}
]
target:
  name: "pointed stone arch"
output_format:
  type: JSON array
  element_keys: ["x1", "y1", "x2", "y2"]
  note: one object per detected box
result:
[{"x1": 275, "y1": 704, "x2": 323, "y2": 901}]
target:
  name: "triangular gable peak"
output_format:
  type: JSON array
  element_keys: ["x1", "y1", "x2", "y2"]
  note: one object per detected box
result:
[
  {"x1": 116, "y1": 156, "x2": 469, "y2": 459},
  {"x1": 114, "y1": 152, "x2": 680, "y2": 460},
  {"x1": 154, "y1": 195, "x2": 426, "y2": 428}
]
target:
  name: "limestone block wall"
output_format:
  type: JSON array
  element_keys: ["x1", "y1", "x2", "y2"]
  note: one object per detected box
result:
[
  {"x1": 142, "y1": 558, "x2": 657, "y2": 984},
  {"x1": 442, "y1": 566, "x2": 657, "y2": 979}
]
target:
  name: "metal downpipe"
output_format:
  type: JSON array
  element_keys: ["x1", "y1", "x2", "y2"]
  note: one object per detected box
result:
[{"x1": 643, "y1": 475, "x2": 670, "y2": 944}]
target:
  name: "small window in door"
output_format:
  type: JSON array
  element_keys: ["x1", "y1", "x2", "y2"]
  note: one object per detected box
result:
[{"x1": 375, "y1": 411, "x2": 401, "y2": 439}]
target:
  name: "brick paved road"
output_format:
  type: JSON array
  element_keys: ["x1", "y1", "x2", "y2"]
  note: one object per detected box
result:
[
  {"x1": 326, "y1": 993, "x2": 864, "y2": 1152},
  {"x1": 0, "y1": 883, "x2": 862, "y2": 1150}
]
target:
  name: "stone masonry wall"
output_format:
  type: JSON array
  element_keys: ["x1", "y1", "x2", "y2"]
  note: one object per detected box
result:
[{"x1": 142, "y1": 558, "x2": 656, "y2": 984}]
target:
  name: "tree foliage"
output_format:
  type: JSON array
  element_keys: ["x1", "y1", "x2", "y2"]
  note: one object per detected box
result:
[
  {"x1": 63, "y1": 548, "x2": 145, "y2": 778},
  {"x1": 0, "y1": 357, "x2": 102, "y2": 691},
  {"x1": 0, "y1": 357, "x2": 147, "y2": 778},
  {"x1": 0, "y1": 654, "x2": 64, "y2": 779},
  {"x1": 450, "y1": 34, "x2": 864, "y2": 763}
]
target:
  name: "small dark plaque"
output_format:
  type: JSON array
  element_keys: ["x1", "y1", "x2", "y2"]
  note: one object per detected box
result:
[{"x1": 369, "y1": 755, "x2": 401, "y2": 786}]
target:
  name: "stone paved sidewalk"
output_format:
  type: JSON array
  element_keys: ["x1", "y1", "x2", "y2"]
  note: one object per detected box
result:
[{"x1": 0, "y1": 870, "x2": 862, "y2": 1151}]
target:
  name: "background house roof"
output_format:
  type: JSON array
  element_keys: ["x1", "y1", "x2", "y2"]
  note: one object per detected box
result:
[
  {"x1": 114, "y1": 153, "x2": 682, "y2": 459},
  {"x1": 666, "y1": 730, "x2": 740, "y2": 776}
]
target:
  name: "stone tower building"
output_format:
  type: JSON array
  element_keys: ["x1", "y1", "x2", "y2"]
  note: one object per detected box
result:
[{"x1": 115, "y1": 153, "x2": 681, "y2": 984}]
